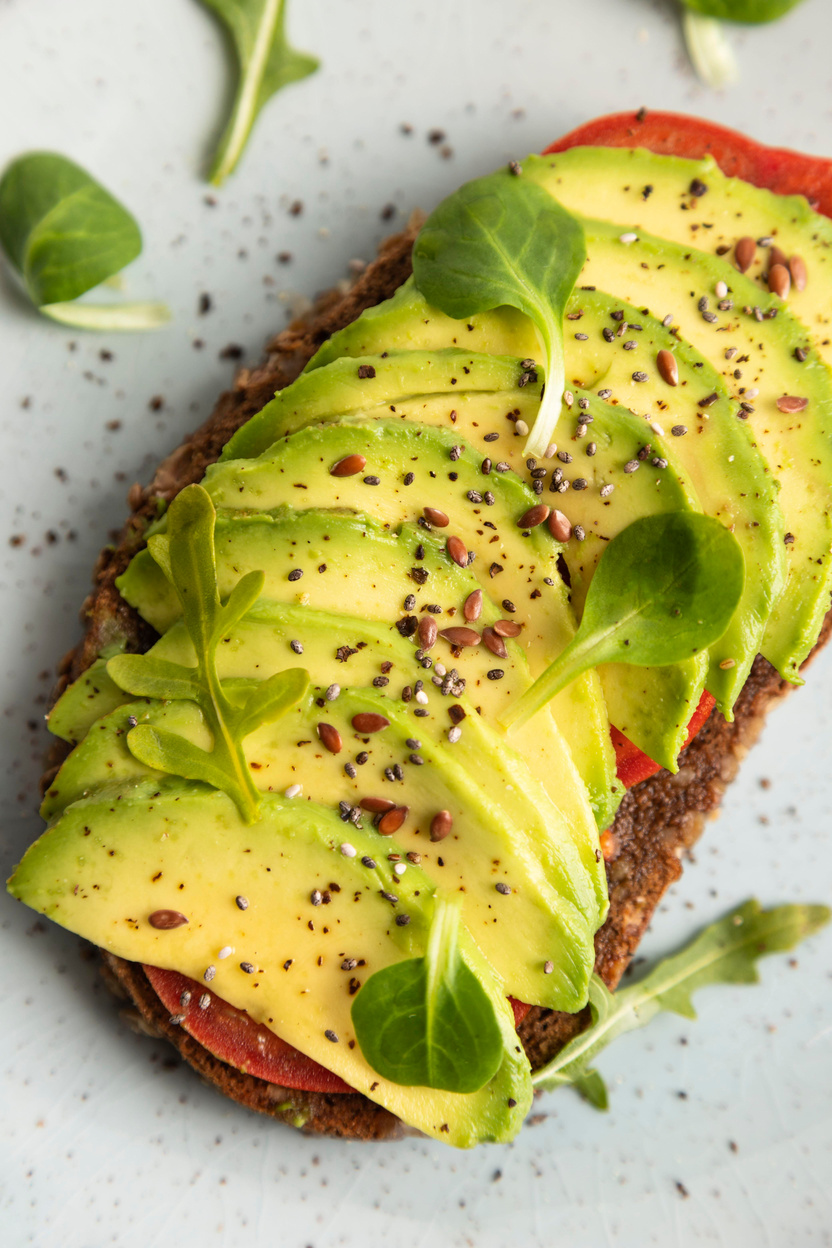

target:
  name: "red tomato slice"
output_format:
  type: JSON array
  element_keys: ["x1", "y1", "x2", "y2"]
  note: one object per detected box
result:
[
  {"x1": 143, "y1": 964, "x2": 354, "y2": 1093},
  {"x1": 144, "y1": 964, "x2": 532, "y2": 1091},
  {"x1": 509, "y1": 996, "x2": 532, "y2": 1027},
  {"x1": 611, "y1": 691, "x2": 716, "y2": 790},
  {"x1": 545, "y1": 109, "x2": 832, "y2": 217}
]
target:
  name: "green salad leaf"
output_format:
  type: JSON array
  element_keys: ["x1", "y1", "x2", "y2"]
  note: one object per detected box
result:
[
  {"x1": 0, "y1": 152, "x2": 169, "y2": 330},
  {"x1": 681, "y1": 0, "x2": 805, "y2": 20},
  {"x1": 679, "y1": 1, "x2": 805, "y2": 87},
  {"x1": 534, "y1": 899, "x2": 830, "y2": 1104},
  {"x1": 107, "y1": 484, "x2": 308, "y2": 822},
  {"x1": 412, "y1": 166, "x2": 586, "y2": 459},
  {"x1": 199, "y1": 0, "x2": 320, "y2": 185},
  {"x1": 502, "y1": 512, "x2": 744, "y2": 732},
  {"x1": 351, "y1": 894, "x2": 505, "y2": 1093}
]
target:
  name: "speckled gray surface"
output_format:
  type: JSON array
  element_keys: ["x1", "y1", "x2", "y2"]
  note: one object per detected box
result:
[{"x1": 1, "y1": 1, "x2": 832, "y2": 1245}]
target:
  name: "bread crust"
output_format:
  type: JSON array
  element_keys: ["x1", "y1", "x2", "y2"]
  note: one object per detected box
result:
[{"x1": 46, "y1": 222, "x2": 829, "y2": 1140}]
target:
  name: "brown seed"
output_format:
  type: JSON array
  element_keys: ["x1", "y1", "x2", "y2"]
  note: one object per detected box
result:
[
  {"x1": 351, "y1": 712, "x2": 390, "y2": 734},
  {"x1": 439, "y1": 626, "x2": 481, "y2": 648},
  {"x1": 423, "y1": 506, "x2": 450, "y2": 528},
  {"x1": 378, "y1": 806, "x2": 408, "y2": 836},
  {"x1": 776, "y1": 395, "x2": 808, "y2": 413},
  {"x1": 548, "y1": 509, "x2": 572, "y2": 542},
  {"x1": 417, "y1": 615, "x2": 438, "y2": 649},
  {"x1": 656, "y1": 348, "x2": 678, "y2": 387},
  {"x1": 317, "y1": 722, "x2": 342, "y2": 754},
  {"x1": 330, "y1": 454, "x2": 366, "y2": 477},
  {"x1": 446, "y1": 535, "x2": 468, "y2": 567},
  {"x1": 735, "y1": 235, "x2": 756, "y2": 273},
  {"x1": 482, "y1": 627, "x2": 508, "y2": 659},
  {"x1": 768, "y1": 263, "x2": 791, "y2": 299},
  {"x1": 360, "y1": 796, "x2": 396, "y2": 813},
  {"x1": 769, "y1": 245, "x2": 788, "y2": 271},
  {"x1": 493, "y1": 618, "x2": 522, "y2": 638},
  {"x1": 463, "y1": 589, "x2": 483, "y2": 621},
  {"x1": 429, "y1": 810, "x2": 453, "y2": 842},
  {"x1": 517, "y1": 503, "x2": 550, "y2": 529},
  {"x1": 789, "y1": 254, "x2": 808, "y2": 292},
  {"x1": 149, "y1": 909, "x2": 188, "y2": 930}
]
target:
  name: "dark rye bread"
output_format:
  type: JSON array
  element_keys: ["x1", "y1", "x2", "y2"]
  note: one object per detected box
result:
[{"x1": 46, "y1": 220, "x2": 831, "y2": 1142}]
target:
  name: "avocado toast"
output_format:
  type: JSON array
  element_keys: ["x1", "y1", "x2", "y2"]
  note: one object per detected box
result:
[{"x1": 9, "y1": 117, "x2": 832, "y2": 1146}]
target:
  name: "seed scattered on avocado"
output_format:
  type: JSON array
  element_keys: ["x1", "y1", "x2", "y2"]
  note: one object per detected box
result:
[{"x1": 149, "y1": 909, "x2": 188, "y2": 929}]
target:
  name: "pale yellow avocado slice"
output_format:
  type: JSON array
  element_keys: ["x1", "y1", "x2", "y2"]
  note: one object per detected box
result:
[
  {"x1": 525, "y1": 155, "x2": 832, "y2": 683},
  {"x1": 38, "y1": 692, "x2": 596, "y2": 1009},
  {"x1": 532, "y1": 144, "x2": 832, "y2": 374},
  {"x1": 47, "y1": 602, "x2": 608, "y2": 921},
  {"x1": 125, "y1": 499, "x2": 619, "y2": 830},
  {"x1": 9, "y1": 783, "x2": 533, "y2": 1148}
]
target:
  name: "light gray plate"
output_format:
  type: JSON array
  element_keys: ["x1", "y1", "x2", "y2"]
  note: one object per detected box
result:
[{"x1": 1, "y1": 1, "x2": 831, "y2": 1245}]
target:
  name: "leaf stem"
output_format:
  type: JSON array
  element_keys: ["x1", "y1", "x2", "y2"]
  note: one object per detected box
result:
[
  {"x1": 683, "y1": 10, "x2": 739, "y2": 87},
  {"x1": 500, "y1": 633, "x2": 597, "y2": 732},
  {"x1": 209, "y1": 0, "x2": 283, "y2": 185},
  {"x1": 525, "y1": 326, "x2": 564, "y2": 459},
  {"x1": 40, "y1": 301, "x2": 171, "y2": 331}
]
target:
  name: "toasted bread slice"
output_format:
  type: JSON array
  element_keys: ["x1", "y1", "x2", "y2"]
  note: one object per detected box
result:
[{"x1": 45, "y1": 221, "x2": 828, "y2": 1141}]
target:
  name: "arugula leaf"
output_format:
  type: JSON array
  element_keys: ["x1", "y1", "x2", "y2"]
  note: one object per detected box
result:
[
  {"x1": 0, "y1": 152, "x2": 169, "y2": 330},
  {"x1": 351, "y1": 894, "x2": 505, "y2": 1093},
  {"x1": 533, "y1": 899, "x2": 830, "y2": 1105},
  {"x1": 502, "y1": 512, "x2": 744, "y2": 733},
  {"x1": 107, "y1": 484, "x2": 308, "y2": 821},
  {"x1": 199, "y1": 0, "x2": 320, "y2": 185},
  {"x1": 412, "y1": 167, "x2": 586, "y2": 458}
]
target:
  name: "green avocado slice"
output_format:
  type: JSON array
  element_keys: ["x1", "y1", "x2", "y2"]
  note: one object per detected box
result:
[
  {"x1": 554, "y1": 390, "x2": 708, "y2": 769},
  {"x1": 564, "y1": 290, "x2": 786, "y2": 715},
  {"x1": 532, "y1": 144, "x2": 832, "y2": 376},
  {"x1": 305, "y1": 277, "x2": 540, "y2": 371},
  {"x1": 222, "y1": 349, "x2": 539, "y2": 462},
  {"x1": 122, "y1": 492, "x2": 619, "y2": 830},
  {"x1": 38, "y1": 687, "x2": 598, "y2": 1009},
  {"x1": 303, "y1": 273, "x2": 784, "y2": 718},
  {"x1": 47, "y1": 657, "x2": 129, "y2": 745},
  {"x1": 50, "y1": 599, "x2": 607, "y2": 915},
  {"x1": 280, "y1": 305, "x2": 704, "y2": 767},
  {"x1": 9, "y1": 781, "x2": 533, "y2": 1147},
  {"x1": 567, "y1": 217, "x2": 832, "y2": 685}
]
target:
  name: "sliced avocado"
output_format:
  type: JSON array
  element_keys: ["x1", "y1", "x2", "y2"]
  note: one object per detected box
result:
[
  {"x1": 147, "y1": 603, "x2": 609, "y2": 918},
  {"x1": 551, "y1": 389, "x2": 708, "y2": 770},
  {"x1": 39, "y1": 687, "x2": 597, "y2": 1008},
  {"x1": 306, "y1": 277, "x2": 540, "y2": 371},
  {"x1": 9, "y1": 781, "x2": 532, "y2": 1147},
  {"x1": 310, "y1": 237, "x2": 785, "y2": 716},
  {"x1": 564, "y1": 290, "x2": 786, "y2": 714},
  {"x1": 47, "y1": 657, "x2": 129, "y2": 744},
  {"x1": 534, "y1": 208, "x2": 832, "y2": 685},
  {"x1": 76, "y1": 595, "x2": 607, "y2": 922},
  {"x1": 290, "y1": 314, "x2": 702, "y2": 765},
  {"x1": 121, "y1": 498, "x2": 619, "y2": 830},
  {"x1": 535, "y1": 144, "x2": 832, "y2": 374},
  {"x1": 222, "y1": 350, "x2": 542, "y2": 462}
]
